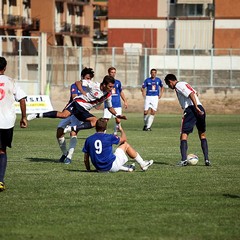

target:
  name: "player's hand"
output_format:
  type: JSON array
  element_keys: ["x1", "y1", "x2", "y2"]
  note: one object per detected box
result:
[
  {"x1": 116, "y1": 115, "x2": 127, "y2": 120},
  {"x1": 20, "y1": 117, "x2": 28, "y2": 128}
]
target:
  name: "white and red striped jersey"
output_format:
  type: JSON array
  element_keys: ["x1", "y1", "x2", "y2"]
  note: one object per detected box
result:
[
  {"x1": 175, "y1": 81, "x2": 202, "y2": 110},
  {"x1": 0, "y1": 75, "x2": 27, "y2": 129},
  {"x1": 74, "y1": 80, "x2": 112, "y2": 110}
]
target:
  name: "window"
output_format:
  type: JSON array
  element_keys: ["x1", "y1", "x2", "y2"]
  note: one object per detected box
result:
[{"x1": 187, "y1": 4, "x2": 203, "y2": 16}]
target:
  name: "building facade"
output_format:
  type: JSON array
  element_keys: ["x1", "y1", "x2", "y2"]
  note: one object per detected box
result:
[{"x1": 108, "y1": 0, "x2": 240, "y2": 50}]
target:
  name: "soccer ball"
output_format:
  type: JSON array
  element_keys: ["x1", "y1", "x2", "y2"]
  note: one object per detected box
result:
[{"x1": 187, "y1": 154, "x2": 199, "y2": 166}]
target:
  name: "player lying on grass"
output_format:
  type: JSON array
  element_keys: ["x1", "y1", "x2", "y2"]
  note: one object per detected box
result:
[
  {"x1": 27, "y1": 75, "x2": 127, "y2": 131},
  {"x1": 82, "y1": 118, "x2": 154, "y2": 172}
]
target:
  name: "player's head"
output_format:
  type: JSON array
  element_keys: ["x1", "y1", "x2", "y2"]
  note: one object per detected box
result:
[
  {"x1": 150, "y1": 68, "x2": 157, "y2": 78},
  {"x1": 164, "y1": 74, "x2": 177, "y2": 89},
  {"x1": 81, "y1": 67, "x2": 94, "y2": 80},
  {"x1": 0, "y1": 57, "x2": 7, "y2": 71},
  {"x1": 108, "y1": 67, "x2": 116, "y2": 78},
  {"x1": 101, "y1": 75, "x2": 115, "y2": 92},
  {"x1": 96, "y1": 118, "x2": 107, "y2": 132}
]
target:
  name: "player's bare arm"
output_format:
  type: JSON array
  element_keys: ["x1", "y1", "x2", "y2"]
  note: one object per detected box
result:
[
  {"x1": 75, "y1": 80, "x2": 87, "y2": 96},
  {"x1": 189, "y1": 92, "x2": 204, "y2": 115},
  {"x1": 108, "y1": 107, "x2": 127, "y2": 120},
  {"x1": 141, "y1": 87, "x2": 146, "y2": 97},
  {"x1": 120, "y1": 91, "x2": 128, "y2": 109},
  {"x1": 84, "y1": 153, "x2": 91, "y2": 171},
  {"x1": 118, "y1": 125, "x2": 127, "y2": 144},
  {"x1": 19, "y1": 98, "x2": 28, "y2": 128}
]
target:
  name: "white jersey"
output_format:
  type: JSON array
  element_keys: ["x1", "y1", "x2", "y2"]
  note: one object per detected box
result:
[
  {"x1": 0, "y1": 75, "x2": 27, "y2": 129},
  {"x1": 175, "y1": 81, "x2": 202, "y2": 110},
  {"x1": 74, "y1": 80, "x2": 112, "y2": 110}
]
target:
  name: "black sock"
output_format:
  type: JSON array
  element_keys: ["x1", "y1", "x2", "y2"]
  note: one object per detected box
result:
[
  {"x1": 180, "y1": 140, "x2": 188, "y2": 161},
  {"x1": 76, "y1": 122, "x2": 93, "y2": 130},
  {"x1": 42, "y1": 111, "x2": 58, "y2": 118},
  {"x1": 0, "y1": 154, "x2": 7, "y2": 182},
  {"x1": 201, "y1": 138, "x2": 209, "y2": 160}
]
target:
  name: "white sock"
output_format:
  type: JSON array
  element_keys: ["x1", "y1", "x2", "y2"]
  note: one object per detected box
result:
[
  {"x1": 114, "y1": 123, "x2": 121, "y2": 133},
  {"x1": 147, "y1": 115, "x2": 154, "y2": 128},
  {"x1": 67, "y1": 136, "x2": 77, "y2": 159},
  {"x1": 57, "y1": 137, "x2": 67, "y2": 155},
  {"x1": 134, "y1": 152, "x2": 145, "y2": 166}
]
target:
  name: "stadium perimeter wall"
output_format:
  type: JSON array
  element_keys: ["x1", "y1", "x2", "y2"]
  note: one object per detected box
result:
[{"x1": 51, "y1": 86, "x2": 240, "y2": 115}]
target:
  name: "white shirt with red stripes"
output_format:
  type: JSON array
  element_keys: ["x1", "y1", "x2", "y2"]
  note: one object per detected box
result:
[
  {"x1": 175, "y1": 81, "x2": 202, "y2": 110},
  {"x1": 74, "y1": 80, "x2": 112, "y2": 111}
]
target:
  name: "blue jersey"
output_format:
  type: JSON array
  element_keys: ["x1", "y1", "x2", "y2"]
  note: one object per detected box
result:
[
  {"x1": 142, "y1": 77, "x2": 163, "y2": 96},
  {"x1": 70, "y1": 83, "x2": 86, "y2": 101},
  {"x1": 82, "y1": 133, "x2": 120, "y2": 171},
  {"x1": 104, "y1": 79, "x2": 122, "y2": 108}
]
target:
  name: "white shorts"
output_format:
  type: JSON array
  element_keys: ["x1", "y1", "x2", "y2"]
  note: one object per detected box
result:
[
  {"x1": 110, "y1": 148, "x2": 128, "y2": 172},
  {"x1": 144, "y1": 96, "x2": 159, "y2": 111},
  {"x1": 57, "y1": 115, "x2": 83, "y2": 128},
  {"x1": 103, "y1": 107, "x2": 122, "y2": 119}
]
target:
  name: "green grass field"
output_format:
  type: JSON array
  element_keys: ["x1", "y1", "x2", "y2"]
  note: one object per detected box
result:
[{"x1": 1, "y1": 113, "x2": 240, "y2": 240}]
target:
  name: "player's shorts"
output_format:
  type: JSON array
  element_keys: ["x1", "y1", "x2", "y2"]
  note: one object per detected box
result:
[
  {"x1": 110, "y1": 148, "x2": 128, "y2": 172},
  {"x1": 144, "y1": 95, "x2": 159, "y2": 111},
  {"x1": 103, "y1": 107, "x2": 122, "y2": 119},
  {"x1": 181, "y1": 105, "x2": 206, "y2": 134},
  {"x1": 0, "y1": 128, "x2": 14, "y2": 150},
  {"x1": 57, "y1": 115, "x2": 83, "y2": 128},
  {"x1": 65, "y1": 102, "x2": 94, "y2": 122}
]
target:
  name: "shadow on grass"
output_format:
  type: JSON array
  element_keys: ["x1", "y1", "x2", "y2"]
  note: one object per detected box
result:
[
  {"x1": 26, "y1": 157, "x2": 59, "y2": 163},
  {"x1": 154, "y1": 161, "x2": 174, "y2": 166},
  {"x1": 223, "y1": 194, "x2": 240, "y2": 199}
]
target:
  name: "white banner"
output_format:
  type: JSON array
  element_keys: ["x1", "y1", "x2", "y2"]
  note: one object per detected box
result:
[{"x1": 15, "y1": 95, "x2": 53, "y2": 114}]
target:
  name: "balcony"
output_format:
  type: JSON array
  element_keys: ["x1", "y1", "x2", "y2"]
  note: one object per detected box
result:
[
  {"x1": 0, "y1": 15, "x2": 39, "y2": 31},
  {"x1": 56, "y1": 22, "x2": 90, "y2": 36}
]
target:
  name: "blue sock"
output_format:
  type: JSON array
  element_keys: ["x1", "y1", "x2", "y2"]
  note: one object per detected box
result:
[
  {"x1": 0, "y1": 153, "x2": 7, "y2": 182},
  {"x1": 201, "y1": 138, "x2": 209, "y2": 160},
  {"x1": 180, "y1": 140, "x2": 188, "y2": 161}
]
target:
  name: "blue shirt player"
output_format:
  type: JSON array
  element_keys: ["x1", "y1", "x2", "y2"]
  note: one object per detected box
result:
[
  {"x1": 141, "y1": 68, "x2": 164, "y2": 131},
  {"x1": 82, "y1": 118, "x2": 154, "y2": 172},
  {"x1": 103, "y1": 67, "x2": 128, "y2": 135}
]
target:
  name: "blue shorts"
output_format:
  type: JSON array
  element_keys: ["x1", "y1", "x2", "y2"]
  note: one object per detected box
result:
[
  {"x1": 65, "y1": 101, "x2": 94, "y2": 122},
  {"x1": 181, "y1": 105, "x2": 206, "y2": 134}
]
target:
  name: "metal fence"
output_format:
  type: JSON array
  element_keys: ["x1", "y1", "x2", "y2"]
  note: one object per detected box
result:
[{"x1": 1, "y1": 35, "x2": 240, "y2": 95}]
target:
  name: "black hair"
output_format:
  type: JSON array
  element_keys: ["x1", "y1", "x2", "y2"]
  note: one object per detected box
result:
[
  {"x1": 164, "y1": 74, "x2": 177, "y2": 85},
  {"x1": 81, "y1": 67, "x2": 94, "y2": 79},
  {"x1": 0, "y1": 57, "x2": 7, "y2": 71},
  {"x1": 101, "y1": 75, "x2": 115, "y2": 85}
]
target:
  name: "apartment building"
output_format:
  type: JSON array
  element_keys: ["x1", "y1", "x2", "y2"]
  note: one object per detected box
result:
[
  {"x1": 108, "y1": 0, "x2": 240, "y2": 50},
  {"x1": 214, "y1": 0, "x2": 240, "y2": 49},
  {"x1": 0, "y1": 0, "x2": 93, "y2": 47}
]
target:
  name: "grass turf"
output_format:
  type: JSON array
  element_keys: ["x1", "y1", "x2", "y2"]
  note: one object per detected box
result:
[{"x1": 1, "y1": 113, "x2": 240, "y2": 240}]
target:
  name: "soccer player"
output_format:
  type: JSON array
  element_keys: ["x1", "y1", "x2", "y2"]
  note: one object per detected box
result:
[
  {"x1": 82, "y1": 118, "x2": 153, "y2": 172},
  {"x1": 164, "y1": 74, "x2": 211, "y2": 166},
  {"x1": 103, "y1": 67, "x2": 128, "y2": 135},
  {"x1": 0, "y1": 57, "x2": 28, "y2": 191},
  {"x1": 57, "y1": 67, "x2": 94, "y2": 164},
  {"x1": 141, "y1": 68, "x2": 164, "y2": 131},
  {"x1": 27, "y1": 75, "x2": 127, "y2": 131}
]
